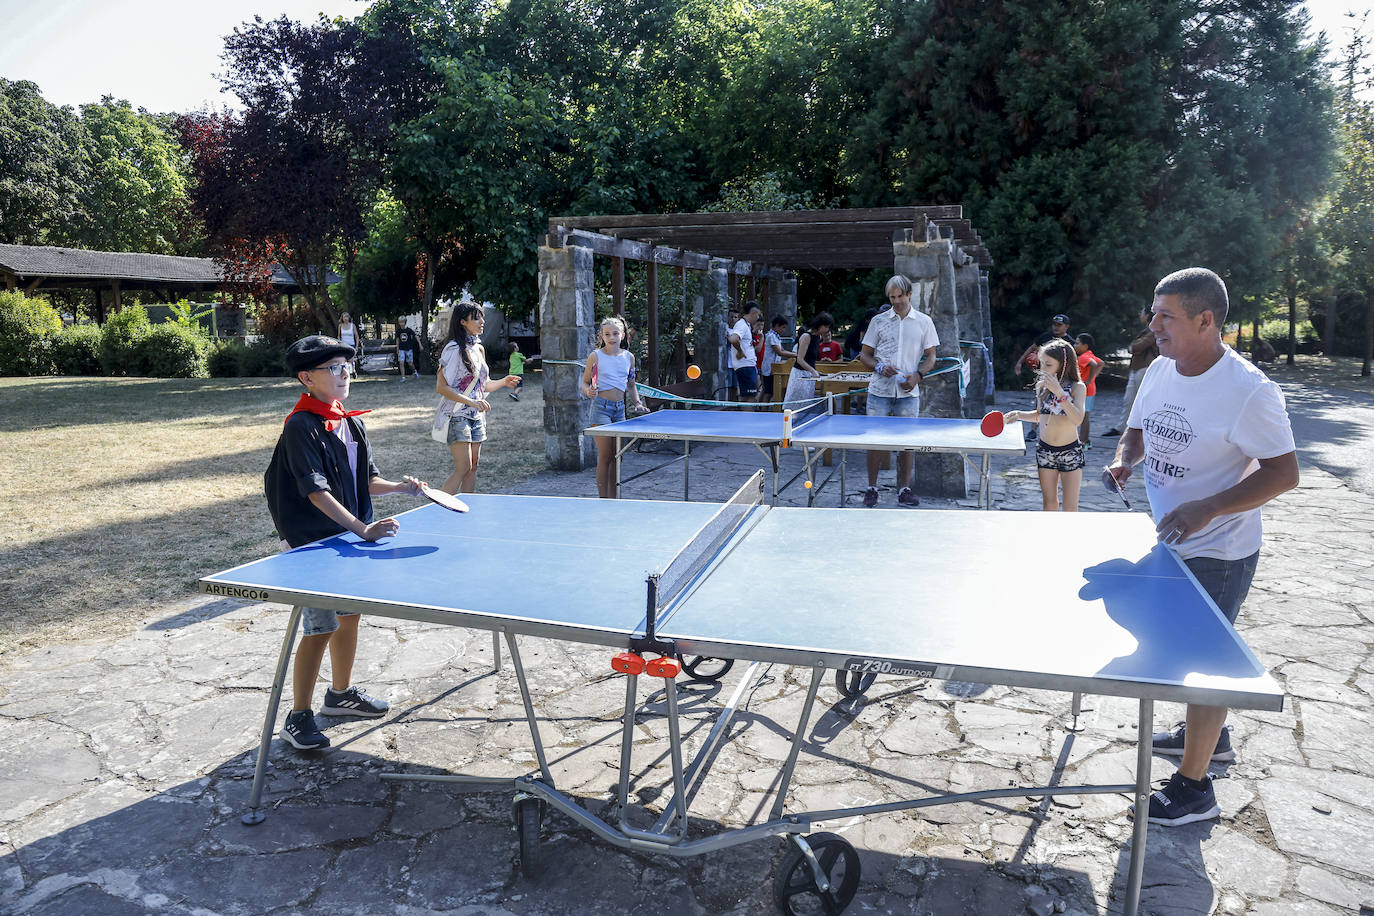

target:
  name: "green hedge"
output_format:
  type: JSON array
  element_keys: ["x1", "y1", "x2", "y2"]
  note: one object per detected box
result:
[
  {"x1": 0, "y1": 291, "x2": 63, "y2": 376},
  {"x1": 136, "y1": 324, "x2": 208, "y2": 378},
  {"x1": 208, "y1": 337, "x2": 289, "y2": 377},
  {"x1": 51, "y1": 324, "x2": 103, "y2": 375},
  {"x1": 99, "y1": 306, "x2": 152, "y2": 376}
]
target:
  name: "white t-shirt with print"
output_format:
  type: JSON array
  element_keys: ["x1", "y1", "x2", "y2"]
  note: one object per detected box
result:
[
  {"x1": 728, "y1": 318, "x2": 756, "y2": 369},
  {"x1": 761, "y1": 329, "x2": 782, "y2": 375},
  {"x1": 1128, "y1": 347, "x2": 1295, "y2": 561},
  {"x1": 861, "y1": 307, "x2": 939, "y2": 399}
]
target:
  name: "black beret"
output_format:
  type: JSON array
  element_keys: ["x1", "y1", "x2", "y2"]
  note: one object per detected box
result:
[{"x1": 285, "y1": 335, "x2": 355, "y2": 374}]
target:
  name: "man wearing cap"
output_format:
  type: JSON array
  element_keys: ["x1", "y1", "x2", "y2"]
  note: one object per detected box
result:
[
  {"x1": 263, "y1": 335, "x2": 426, "y2": 751},
  {"x1": 1012, "y1": 314, "x2": 1074, "y2": 379}
]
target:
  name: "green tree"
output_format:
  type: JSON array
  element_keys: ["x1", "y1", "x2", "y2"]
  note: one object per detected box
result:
[
  {"x1": 75, "y1": 97, "x2": 194, "y2": 254},
  {"x1": 1326, "y1": 100, "x2": 1374, "y2": 376},
  {"x1": 846, "y1": 0, "x2": 1335, "y2": 364},
  {"x1": 0, "y1": 79, "x2": 89, "y2": 246}
]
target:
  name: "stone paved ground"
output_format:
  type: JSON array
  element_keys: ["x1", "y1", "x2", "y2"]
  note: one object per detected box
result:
[{"x1": 2, "y1": 388, "x2": 1372, "y2": 915}]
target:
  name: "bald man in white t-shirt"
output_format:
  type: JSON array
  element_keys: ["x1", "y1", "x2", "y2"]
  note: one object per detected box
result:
[{"x1": 1106, "y1": 267, "x2": 1298, "y2": 828}]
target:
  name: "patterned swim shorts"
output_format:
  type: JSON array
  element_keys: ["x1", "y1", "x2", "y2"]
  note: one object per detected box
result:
[{"x1": 1036, "y1": 439, "x2": 1085, "y2": 472}]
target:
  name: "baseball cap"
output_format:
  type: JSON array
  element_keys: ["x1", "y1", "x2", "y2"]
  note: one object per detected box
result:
[{"x1": 1052, "y1": 314, "x2": 1069, "y2": 325}]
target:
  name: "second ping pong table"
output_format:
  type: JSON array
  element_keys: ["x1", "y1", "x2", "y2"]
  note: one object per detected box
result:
[
  {"x1": 200, "y1": 472, "x2": 1282, "y2": 915},
  {"x1": 585, "y1": 405, "x2": 1026, "y2": 507}
]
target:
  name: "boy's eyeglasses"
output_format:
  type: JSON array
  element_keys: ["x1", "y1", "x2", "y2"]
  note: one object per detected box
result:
[{"x1": 311, "y1": 363, "x2": 352, "y2": 377}]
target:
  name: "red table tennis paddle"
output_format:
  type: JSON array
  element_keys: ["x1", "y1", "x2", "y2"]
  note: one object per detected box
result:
[
  {"x1": 421, "y1": 484, "x2": 469, "y2": 513},
  {"x1": 979, "y1": 411, "x2": 1005, "y2": 438}
]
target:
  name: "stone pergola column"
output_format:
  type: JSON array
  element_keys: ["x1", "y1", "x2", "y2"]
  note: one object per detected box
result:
[
  {"x1": 894, "y1": 234, "x2": 968, "y2": 499},
  {"x1": 978, "y1": 271, "x2": 996, "y2": 403},
  {"x1": 700, "y1": 259, "x2": 731, "y2": 395},
  {"x1": 954, "y1": 257, "x2": 985, "y2": 416},
  {"x1": 767, "y1": 271, "x2": 798, "y2": 337},
  {"x1": 538, "y1": 241, "x2": 595, "y2": 470}
]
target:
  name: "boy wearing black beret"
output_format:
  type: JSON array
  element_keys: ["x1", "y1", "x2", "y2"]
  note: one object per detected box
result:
[{"x1": 264, "y1": 335, "x2": 425, "y2": 750}]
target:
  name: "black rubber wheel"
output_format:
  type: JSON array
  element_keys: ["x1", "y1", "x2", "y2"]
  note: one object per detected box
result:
[
  {"x1": 834, "y1": 670, "x2": 876, "y2": 699},
  {"x1": 773, "y1": 832, "x2": 862, "y2": 915},
  {"x1": 681, "y1": 655, "x2": 735, "y2": 682},
  {"x1": 515, "y1": 797, "x2": 543, "y2": 878}
]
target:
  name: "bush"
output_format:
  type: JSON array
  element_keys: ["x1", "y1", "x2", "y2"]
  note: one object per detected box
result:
[
  {"x1": 241, "y1": 338, "x2": 289, "y2": 377},
  {"x1": 100, "y1": 306, "x2": 152, "y2": 376},
  {"x1": 136, "y1": 324, "x2": 208, "y2": 378},
  {"x1": 51, "y1": 324, "x2": 103, "y2": 375},
  {"x1": 207, "y1": 339, "x2": 246, "y2": 377},
  {"x1": 0, "y1": 290, "x2": 63, "y2": 376},
  {"x1": 253, "y1": 304, "x2": 315, "y2": 346}
]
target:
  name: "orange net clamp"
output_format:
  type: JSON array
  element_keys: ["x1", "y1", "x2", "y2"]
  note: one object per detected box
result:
[
  {"x1": 612, "y1": 652, "x2": 645, "y2": 675},
  {"x1": 645, "y1": 656, "x2": 681, "y2": 679}
]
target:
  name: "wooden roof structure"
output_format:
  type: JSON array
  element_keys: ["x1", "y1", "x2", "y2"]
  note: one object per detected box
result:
[
  {"x1": 0, "y1": 244, "x2": 337, "y2": 294},
  {"x1": 549, "y1": 205, "x2": 992, "y2": 271}
]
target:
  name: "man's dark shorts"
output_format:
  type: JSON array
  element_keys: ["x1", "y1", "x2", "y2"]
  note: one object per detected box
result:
[
  {"x1": 732, "y1": 366, "x2": 759, "y2": 397},
  {"x1": 1184, "y1": 551, "x2": 1259, "y2": 624}
]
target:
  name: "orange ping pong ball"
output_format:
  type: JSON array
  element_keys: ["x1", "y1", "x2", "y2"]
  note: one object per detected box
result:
[
  {"x1": 804, "y1": 480, "x2": 813, "y2": 489},
  {"x1": 686, "y1": 365, "x2": 701, "y2": 380}
]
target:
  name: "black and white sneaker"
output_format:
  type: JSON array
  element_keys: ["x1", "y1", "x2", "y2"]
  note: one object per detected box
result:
[
  {"x1": 861, "y1": 487, "x2": 879, "y2": 508},
  {"x1": 1137, "y1": 772, "x2": 1221, "y2": 826},
  {"x1": 1152, "y1": 723, "x2": 1235, "y2": 761},
  {"x1": 897, "y1": 487, "x2": 920, "y2": 507},
  {"x1": 280, "y1": 709, "x2": 330, "y2": 750},
  {"x1": 320, "y1": 686, "x2": 389, "y2": 718}
]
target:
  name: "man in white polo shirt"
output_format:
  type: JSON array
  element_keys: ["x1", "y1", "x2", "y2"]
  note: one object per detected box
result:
[
  {"x1": 857, "y1": 275, "x2": 939, "y2": 507},
  {"x1": 1106, "y1": 267, "x2": 1297, "y2": 827}
]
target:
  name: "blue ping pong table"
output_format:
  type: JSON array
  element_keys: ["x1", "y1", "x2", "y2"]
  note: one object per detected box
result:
[
  {"x1": 199, "y1": 473, "x2": 1281, "y2": 916},
  {"x1": 586, "y1": 406, "x2": 1025, "y2": 507}
]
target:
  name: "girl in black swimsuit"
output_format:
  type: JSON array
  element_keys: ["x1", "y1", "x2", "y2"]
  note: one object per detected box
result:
[{"x1": 1003, "y1": 339, "x2": 1087, "y2": 510}]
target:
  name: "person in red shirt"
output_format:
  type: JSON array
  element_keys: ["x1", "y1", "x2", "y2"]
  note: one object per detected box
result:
[
  {"x1": 1074, "y1": 333, "x2": 1103, "y2": 446},
  {"x1": 818, "y1": 325, "x2": 842, "y2": 362}
]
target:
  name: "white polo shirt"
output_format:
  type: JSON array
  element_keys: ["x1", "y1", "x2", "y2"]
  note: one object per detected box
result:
[{"x1": 860, "y1": 307, "x2": 939, "y2": 398}]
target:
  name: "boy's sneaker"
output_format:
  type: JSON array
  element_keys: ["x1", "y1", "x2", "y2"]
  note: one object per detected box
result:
[
  {"x1": 1152, "y1": 723, "x2": 1235, "y2": 761},
  {"x1": 1101, "y1": 428, "x2": 1122, "y2": 437},
  {"x1": 1026, "y1": 428, "x2": 1038, "y2": 441},
  {"x1": 280, "y1": 709, "x2": 330, "y2": 750},
  {"x1": 862, "y1": 487, "x2": 879, "y2": 508},
  {"x1": 897, "y1": 487, "x2": 920, "y2": 507},
  {"x1": 1082, "y1": 440, "x2": 1092, "y2": 450},
  {"x1": 509, "y1": 391, "x2": 520, "y2": 401},
  {"x1": 1140, "y1": 772, "x2": 1221, "y2": 826},
  {"x1": 320, "y1": 686, "x2": 389, "y2": 718}
]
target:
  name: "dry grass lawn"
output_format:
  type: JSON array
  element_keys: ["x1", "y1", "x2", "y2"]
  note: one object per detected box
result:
[{"x1": 1, "y1": 372, "x2": 547, "y2": 657}]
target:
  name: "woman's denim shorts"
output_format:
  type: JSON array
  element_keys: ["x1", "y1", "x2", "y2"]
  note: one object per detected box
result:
[
  {"x1": 589, "y1": 396, "x2": 626, "y2": 426},
  {"x1": 446, "y1": 412, "x2": 487, "y2": 444}
]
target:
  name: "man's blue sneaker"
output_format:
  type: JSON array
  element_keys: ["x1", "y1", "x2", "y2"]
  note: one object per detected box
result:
[
  {"x1": 280, "y1": 709, "x2": 330, "y2": 750},
  {"x1": 1152, "y1": 723, "x2": 1235, "y2": 761},
  {"x1": 1139, "y1": 772, "x2": 1221, "y2": 826},
  {"x1": 320, "y1": 686, "x2": 389, "y2": 718}
]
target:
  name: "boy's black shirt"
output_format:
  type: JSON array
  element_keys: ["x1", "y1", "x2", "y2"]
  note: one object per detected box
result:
[
  {"x1": 265, "y1": 412, "x2": 380, "y2": 547},
  {"x1": 397, "y1": 327, "x2": 419, "y2": 351}
]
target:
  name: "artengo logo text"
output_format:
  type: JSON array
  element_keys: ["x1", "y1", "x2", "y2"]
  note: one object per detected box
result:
[{"x1": 203, "y1": 584, "x2": 270, "y2": 600}]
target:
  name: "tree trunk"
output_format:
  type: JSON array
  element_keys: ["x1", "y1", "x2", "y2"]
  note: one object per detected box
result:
[
  {"x1": 1363, "y1": 289, "x2": 1373, "y2": 378},
  {"x1": 1324, "y1": 293, "x2": 1337, "y2": 355},
  {"x1": 1287, "y1": 290, "x2": 1297, "y2": 366}
]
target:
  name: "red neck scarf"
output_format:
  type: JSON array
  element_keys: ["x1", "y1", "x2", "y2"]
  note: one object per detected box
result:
[{"x1": 286, "y1": 393, "x2": 370, "y2": 431}]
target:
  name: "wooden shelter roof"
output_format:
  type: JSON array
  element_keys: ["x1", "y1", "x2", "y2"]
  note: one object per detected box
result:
[
  {"x1": 549, "y1": 206, "x2": 992, "y2": 270},
  {"x1": 0, "y1": 244, "x2": 337, "y2": 293}
]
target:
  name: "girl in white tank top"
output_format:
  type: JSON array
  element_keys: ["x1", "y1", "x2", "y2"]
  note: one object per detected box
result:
[{"x1": 581, "y1": 316, "x2": 648, "y2": 498}]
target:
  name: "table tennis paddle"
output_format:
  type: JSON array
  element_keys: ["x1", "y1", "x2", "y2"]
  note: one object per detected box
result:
[
  {"x1": 1100, "y1": 467, "x2": 1132, "y2": 509},
  {"x1": 421, "y1": 484, "x2": 469, "y2": 513},
  {"x1": 979, "y1": 411, "x2": 1005, "y2": 438}
]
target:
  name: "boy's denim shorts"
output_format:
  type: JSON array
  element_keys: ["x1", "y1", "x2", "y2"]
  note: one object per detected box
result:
[
  {"x1": 1084, "y1": 394, "x2": 1097, "y2": 411},
  {"x1": 589, "y1": 396, "x2": 626, "y2": 426},
  {"x1": 1184, "y1": 550, "x2": 1259, "y2": 624},
  {"x1": 866, "y1": 394, "x2": 920, "y2": 418},
  {"x1": 301, "y1": 605, "x2": 356, "y2": 637},
  {"x1": 446, "y1": 412, "x2": 487, "y2": 443}
]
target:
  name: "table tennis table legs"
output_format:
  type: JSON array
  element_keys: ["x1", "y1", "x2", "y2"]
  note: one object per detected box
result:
[
  {"x1": 800, "y1": 448, "x2": 998, "y2": 509},
  {"x1": 240, "y1": 605, "x2": 303, "y2": 825},
  {"x1": 612, "y1": 436, "x2": 783, "y2": 504}
]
